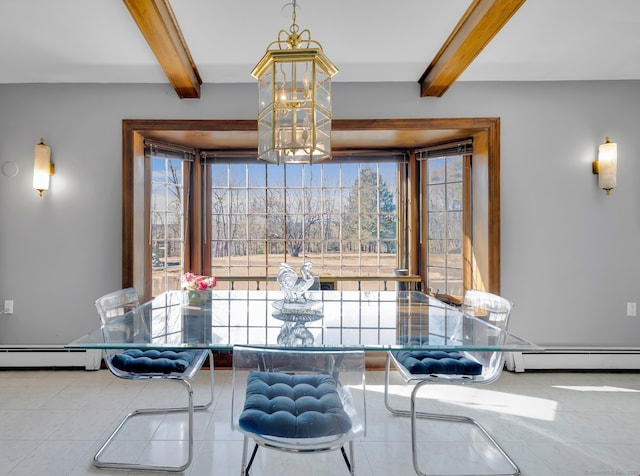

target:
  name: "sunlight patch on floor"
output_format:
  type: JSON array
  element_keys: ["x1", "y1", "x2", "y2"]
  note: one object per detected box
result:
[
  {"x1": 552, "y1": 385, "x2": 640, "y2": 392},
  {"x1": 368, "y1": 383, "x2": 558, "y2": 421}
]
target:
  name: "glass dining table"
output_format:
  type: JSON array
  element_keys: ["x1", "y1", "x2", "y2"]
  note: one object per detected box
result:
[
  {"x1": 68, "y1": 289, "x2": 540, "y2": 353},
  {"x1": 68, "y1": 289, "x2": 541, "y2": 475}
]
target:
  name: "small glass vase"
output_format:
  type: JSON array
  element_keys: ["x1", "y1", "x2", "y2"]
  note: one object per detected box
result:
[{"x1": 186, "y1": 290, "x2": 210, "y2": 307}]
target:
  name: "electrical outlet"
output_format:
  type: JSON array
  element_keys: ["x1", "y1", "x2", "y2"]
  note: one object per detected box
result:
[
  {"x1": 3, "y1": 299, "x2": 13, "y2": 315},
  {"x1": 627, "y1": 302, "x2": 637, "y2": 317}
]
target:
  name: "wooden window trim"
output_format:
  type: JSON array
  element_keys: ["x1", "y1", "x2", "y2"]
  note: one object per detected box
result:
[{"x1": 123, "y1": 118, "x2": 500, "y2": 300}]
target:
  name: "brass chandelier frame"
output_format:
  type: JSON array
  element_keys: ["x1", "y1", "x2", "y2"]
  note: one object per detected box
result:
[{"x1": 251, "y1": 1, "x2": 338, "y2": 164}]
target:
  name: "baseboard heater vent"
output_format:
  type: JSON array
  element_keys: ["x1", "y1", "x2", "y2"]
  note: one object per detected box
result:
[
  {"x1": 507, "y1": 347, "x2": 640, "y2": 372},
  {"x1": 0, "y1": 346, "x2": 102, "y2": 370}
]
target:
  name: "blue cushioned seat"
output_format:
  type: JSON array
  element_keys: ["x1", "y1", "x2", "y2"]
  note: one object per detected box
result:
[
  {"x1": 239, "y1": 370, "x2": 352, "y2": 438},
  {"x1": 111, "y1": 349, "x2": 196, "y2": 373},
  {"x1": 392, "y1": 350, "x2": 483, "y2": 375}
]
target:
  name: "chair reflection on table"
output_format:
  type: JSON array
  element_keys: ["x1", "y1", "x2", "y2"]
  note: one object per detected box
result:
[{"x1": 384, "y1": 289, "x2": 518, "y2": 476}]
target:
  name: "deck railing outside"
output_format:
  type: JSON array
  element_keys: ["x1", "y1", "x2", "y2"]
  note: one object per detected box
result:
[{"x1": 214, "y1": 275, "x2": 423, "y2": 292}]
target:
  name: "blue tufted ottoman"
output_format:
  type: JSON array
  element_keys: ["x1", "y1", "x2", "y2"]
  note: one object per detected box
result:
[
  {"x1": 392, "y1": 350, "x2": 483, "y2": 375},
  {"x1": 238, "y1": 370, "x2": 352, "y2": 438},
  {"x1": 111, "y1": 349, "x2": 196, "y2": 373}
]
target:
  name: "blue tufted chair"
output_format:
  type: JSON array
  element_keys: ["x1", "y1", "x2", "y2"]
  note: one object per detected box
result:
[
  {"x1": 231, "y1": 345, "x2": 366, "y2": 475},
  {"x1": 384, "y1": 289, "x2": 518, "y2": 476},
  {"x1": 94, "y1": 288, "x2": 215, "y2": 472}
]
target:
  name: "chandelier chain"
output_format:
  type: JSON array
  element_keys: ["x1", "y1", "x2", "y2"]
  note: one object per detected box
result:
[{"x1": 289, "y1": 0, "x2": 300, "y2": 35}]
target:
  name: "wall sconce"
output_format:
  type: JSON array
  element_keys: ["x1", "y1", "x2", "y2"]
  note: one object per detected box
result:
[
  {"x1": 592, "y1": 137, "x2": 617, "y2": 196},
  {"x1": 33, "y1": 138, "x2": 54, "y2": 197}
]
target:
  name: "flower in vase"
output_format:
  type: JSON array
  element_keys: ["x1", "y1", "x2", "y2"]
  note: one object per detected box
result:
[{"x1": 181, "y1": 272, "x2": 217, "y2": 291}]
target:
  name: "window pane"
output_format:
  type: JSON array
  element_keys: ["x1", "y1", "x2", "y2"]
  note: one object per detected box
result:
[
  {"x1": 267, "y1": 164, "x2": 284, "y2": 186},
  {"x1": 150, "y1": 153, "x2": 185, "y2": 296},
  {"x1": 152, "y1": 184, "x2": 168, "y2": 210},
  {"x1": 428, "y1": 184, "x2": 445, "y2": 211},
  {"x1": 447, "y1": 211, "x2": 462, "y2": 241},
  {"x1": 268, "y1": 217, "x2": 285, "y2": 238},
  {"x1": 421, "y1": 152, "x2": 468, "y2": 298},
  {"x1": 248, "y1": 214, "x2": 266, "y2": 236},
  {"x1": 447, "y1": 240, "x2": 462, "y2": 270},
  {"x1": 229, "y1": 164, "x2": 246, "y2": 187},
  {"x1": 342, "y1": 214, "x2": 359, "y2": 239},
  {"x1": 285, "y1": 189, "x2": 304, "y2": 212},
  {"x1": 446, "y1": 267, "x2": 463, "y2": 296},
  {"x1": 267, "y1": 189, "x2": 285, "y2": 214},
  {"x1": 428, "y1": 240, "x2": 446, "y2": 267},
  {"x1": 304, "y1": 164, "x2": 322, "y2": 187},
  {"x1": 211, "y1": 216, "x2": 228, "y2": 240},
  {"x1": 381, "y1": 216, "x2": 397, "y2": 239},
  {"x1": 428, "y1": 212, "x2": 445, "y2": 239},
  {"x1": 322, "y1": 164, "x2": 340, "y2": 186},
  {"x1": 428, "y1": 158, "x2": 445, "y2": 184},
  {"x1": 207, "y1": 158, "x2": 401, "y2": 282},
  {"x1": 360, "y1": 215, "x2": 378, "y2": 240},
  {"x1": 229, "y1": 240, "x2": 247, "y2": 257},
  {"x1": 308, "y1": 241, "x2": 323, "y2": 254},
  {"x1": 378, "y1": 162, "x2": 398, "y2": 186},
  {"x1": 427, "y1": 266, "x2": 445, "y2": 293},
  {"x1": 447, "y1": 182, "x2": 463, "y2": 211},
  {"x1": 248, "y1": 189, "x2": 266, "y2": 212},
  {"x1": 307, "y1": 214, "x2": 322, "y2": 237},
  {"x1": 211, "y1": 164, "x2": 228, "y2": 185},
  {"x1": 380, "y1": 186, "x2": 397, "y2": 209},
  {"x1": 324, "y1": 240, "x2": 340, "y2": 253},
  {"x1": 341, "y1": 239, "x2": 356, "y2": 252},
  {"x1": 380, "y1": 240, "x2": 397, "y2": 256},
  {"x1": 229, "y1": 189, "x2": 246, "y2": 213},
  {"x1": 247, "y1": 163, "x2": 265, "y2": 187},
  {"x1": 359, "y1": 167, "x2": 378, "y2": 188},
  {"x1": 248, "y1": 240, "x2": 266, "y2": 256},
  {"x1": 211, "y1": 189, "x2": 227, "y2": 213},
  {"x1": 151, "y1": 157, "x2": 165, "y2": 181},
  {"x1": 341, "y1": 163, "x2": 359, "y2": 187},
  {"x1": 229, "y1": 215, "x2": 247, "y2": 241},
  {"x1": 211, "y1": 241, "x2": 229, "y2": 261},
  {"x1": 268, "y1": 240, "x2": 285, "y2": 255},
  {"x1": 285, "y1": 165, "x2": 303, "y2": 187},
  {"x1": 446, "y1": 156, "x2": 462, "y2": 182}
]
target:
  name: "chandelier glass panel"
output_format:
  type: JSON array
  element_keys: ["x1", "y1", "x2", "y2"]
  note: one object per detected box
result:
[{"x1": 251, "y1": 1, "x2": 338, "y2": 164}]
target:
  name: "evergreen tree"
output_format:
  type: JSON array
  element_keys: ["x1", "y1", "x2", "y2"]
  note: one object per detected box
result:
[{"x1": 344, "y1": 167, "x2": 396, "y2": 253}]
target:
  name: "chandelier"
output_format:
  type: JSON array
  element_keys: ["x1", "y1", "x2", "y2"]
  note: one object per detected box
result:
[{"x1": 251, "y1": 0, "x2": 338, "y2": 164}]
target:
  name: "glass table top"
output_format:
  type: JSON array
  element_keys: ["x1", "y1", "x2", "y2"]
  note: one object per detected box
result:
[{"x1": 68, "y1": 290, "x2": 542, "y2": 352}]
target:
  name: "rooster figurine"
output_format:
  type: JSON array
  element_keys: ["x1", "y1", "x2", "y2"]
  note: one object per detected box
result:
[{"x1": 277, "y1": 262, "x2": 315, "y2": 302}]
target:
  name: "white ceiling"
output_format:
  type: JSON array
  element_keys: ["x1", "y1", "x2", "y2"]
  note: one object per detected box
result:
[{"x1": 1, "y1": 0, "x2": 640, "y2": 85}]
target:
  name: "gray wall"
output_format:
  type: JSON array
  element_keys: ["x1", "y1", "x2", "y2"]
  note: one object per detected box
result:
[{"x1": 0, "y1": 80, "x2": 638, "y2": 347}]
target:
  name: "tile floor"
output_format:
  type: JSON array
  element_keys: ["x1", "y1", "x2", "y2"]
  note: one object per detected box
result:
[{"x1": 0, "y1": 368, "x2": 639, "y2": 476}]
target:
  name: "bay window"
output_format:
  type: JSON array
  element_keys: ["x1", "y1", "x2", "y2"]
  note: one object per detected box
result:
[{"x1": 123, "y1": 118, "x2": 501, "y2": 301}]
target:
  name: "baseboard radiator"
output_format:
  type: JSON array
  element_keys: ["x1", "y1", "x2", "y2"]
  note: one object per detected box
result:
[
  {"x1": 0, "y1": 346, "x2": 102, "y2": 370},
  {"x1": 3, "y1": 346, "x2": 639, "y2": 372},
  {"x1": 507, "y1": 347, "x2": 640, "y2": 372}
]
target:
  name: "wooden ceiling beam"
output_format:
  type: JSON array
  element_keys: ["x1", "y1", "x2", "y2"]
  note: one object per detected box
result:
[
  {"x1": 123, "y1": 0, "x2": 202, "y2": 99},
  {"x1": 419, "y1": 0, "x2": 526, "y2": 97}
]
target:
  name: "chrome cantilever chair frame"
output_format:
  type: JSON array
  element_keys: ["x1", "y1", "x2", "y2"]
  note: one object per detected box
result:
[
  {"x1": 94, "y1": 288, "x2": 215, "y2": 473},
  {"x1": 384, "y1": 290, "x2": 519, "y2": 476},
  {"x1": 231, "y1": 345, "x2": 367, "y2": 476}
]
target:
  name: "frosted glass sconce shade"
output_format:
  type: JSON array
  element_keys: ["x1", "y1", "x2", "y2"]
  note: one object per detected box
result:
[
  {"x1": 593, "y1": 137, "x2": 617, "y2": 196},
  {"x1": 33, "y1": 138, "x2": 54, "y2": 197}
]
